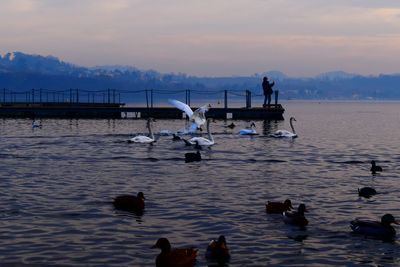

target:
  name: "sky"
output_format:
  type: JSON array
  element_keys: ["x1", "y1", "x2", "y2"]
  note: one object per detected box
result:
[{"x1": 1, "y1": 0, "x2": 400, "y2": 77}]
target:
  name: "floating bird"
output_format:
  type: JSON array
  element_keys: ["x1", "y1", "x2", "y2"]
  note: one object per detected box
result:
[
  {"x1": 185, "y1": 151, "x2": 201, "y2": 163},
  {"x1": 350, "y1": 214, "x2": 399, "y2": 240},
  {"x1": 283, "y1": 203, "x2": 308, "y2": 227},
  {"x1": 205, "y1": 235, "x2": 230, "y2": 263},
  {"x1": 223, "y1": 122, "x2": 236, "y2": 129},
  {"x1": 113, "y1": 192, "x2": 145, "y2": 213},
  {"x1": 183, "y1": 119, "x2": 214, "y2": 147},
  {"x1": 358, "y1": 187, "x2": 377, "y2": 198},
  {"x1": 168, "y1": 99, "x2": 211, "y2": 132},
  {"x1": 32, "y1": 120, "x2": 42, "y2": 129},
  {"x1": 266, "y1": 199, "x2": 293, "y2": 214},
  {"x1": 270, "y1": 117, "x2": 298, "y2": 138},
  {"x1": 239, "y1": 122, "x2": 257, "y2": 135},
  {"x1": 370, "y1": 160, "x2": 383, "y2": 173},
  {"x1": 128, "y1": 119, "x2": 155, "y2": 144},
  {"x1": 172, "y1": 133, "x2": 182, "y2": 141},
  {"x1": 152, "y1": 238, "x2": 198, "y2": 267}
]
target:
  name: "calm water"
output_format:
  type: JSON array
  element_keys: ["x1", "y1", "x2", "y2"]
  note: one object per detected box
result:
[{"x1": 1, "y1": 102, "x2": 400, "y2": 266}]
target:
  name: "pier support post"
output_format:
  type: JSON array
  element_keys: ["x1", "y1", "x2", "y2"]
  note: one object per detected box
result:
[
  {"x1": 151, "y1": 89, "x2": 153, "y2": 108},
  {"x1": 245, "y1": 90, "x2": 252, "y2": 108}
]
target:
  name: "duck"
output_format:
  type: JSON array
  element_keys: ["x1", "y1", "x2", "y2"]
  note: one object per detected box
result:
[
  {"x1": 172, "y1": 133, "x2": 182, "y2": 141},
  {"x1": 182, "y1": 119, "x2": 214, "y2": 147},
  {"x1": 270, "y1": 117, "x2": 297, "y2": 138},
  {"x1": 128, "y1": 119, "x2": 155, "y2": 144},
  {"x1": 239, "y1": 122, "x2": 257, "y2": 135},
  {"x1": 370, "y1": 160, "x2": 382, "y2": 173},
  {"x1": 185, "y1": 151, "x2": 201, "y2": 163},
  {"x1": 283, "y1": 203, "x2": 308, "y2": 227},
  {"x1": 358, "y1": 187, "x2": 377, "y2": 198},
  {"x1": 266, "y1": 199, "x2": 293, "y2": 214},
  {"x1": 223, "y1": 122, "x2": 236, "y2": 129},
  {"x1": 350, "y1": 214, "x2": 399, "y2": 240},
  {"x1": 168, "y1": 99, "x2": 211, "y2": 132},
  {"x1": 112, "y1": 192, "x2": 145, "y2": 213},
  {"x1": 152, "y1": 238, "x2": 198, "y2": 267},
  {"x1": 205, "y1": 235, "x2": 230, "y2": 263}
]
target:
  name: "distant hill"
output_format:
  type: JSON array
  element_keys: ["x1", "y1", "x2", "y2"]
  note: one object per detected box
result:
[{"x1": 1, "y1": 51, "x2": 400, "y2": 100}]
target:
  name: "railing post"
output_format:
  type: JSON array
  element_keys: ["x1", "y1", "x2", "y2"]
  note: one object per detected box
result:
[
  {"x1": 274, "y1": 90, "x2": 279, "y2": 106},
  {"x1": 145, "y1": 89, "x2": 149, "y2": 109},
  {"x1": 113, "y1": 89, "x2": 116, "y2": 104},
  {"x1": 224, "y1": 90, "x2": 228, "y2": 109},
  {"x1": 3, "y1": 88, "x2": 5, "y2": 103},
  {"x1": 107, "y1": 88, "x2": 110, "y2": 104},
  {"x1": 39, "y1": 88, "x2": 42, "y2": 103},
  {"x1": 76, "y1": 89, "x2": 79, "y2": 103},
  {"x1": 32, "y1": 88, "x2": 35, "y2": 103},
  {"x1": 188, "y1": 90, "x2": 191, "y2": 106},
  {"x1": 151, "y1": 89, "x2": 153, "y2": 108}
]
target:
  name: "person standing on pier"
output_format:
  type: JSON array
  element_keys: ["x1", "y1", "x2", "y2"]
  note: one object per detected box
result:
[{"x1": 262, "y1": 76, "x2": 275, "y2": 108}]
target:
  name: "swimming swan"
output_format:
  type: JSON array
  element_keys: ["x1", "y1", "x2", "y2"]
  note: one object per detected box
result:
[
  {"x1": 270, "y1": 117, "x2": 297, "y2": 138},
  {"x1": 128, "y1": 119, "x2": 155, "y2": 144},
  {"x1": 183, "y1": 119, "x2": 214, "y2": 147},
  {"x1": 168, "y1": 99, "x2": 211, "y2": 131},
  {"x1": 239, "y1": 122, "x2": 257, "y2": 135}
]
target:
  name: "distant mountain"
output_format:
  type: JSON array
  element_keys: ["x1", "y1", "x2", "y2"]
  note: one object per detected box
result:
[{"x1": 1, "y1": 51, "x2": 400, "y2": 100}]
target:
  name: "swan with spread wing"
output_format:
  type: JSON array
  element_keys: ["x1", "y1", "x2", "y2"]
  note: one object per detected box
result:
[
  {"x1": 183, "y1": 119, "x2": 214, "y2": 147},
  {"x1": 168, "y1": 99, "x2": 211, "y2": 132}
]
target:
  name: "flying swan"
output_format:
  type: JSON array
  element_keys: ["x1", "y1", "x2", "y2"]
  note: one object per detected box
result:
[
  {"x1": 270, "y1": 117, "x2": 297, "y2": 138},
  {"x1": 168, "y1": 99, "x2": 211, "y2": 132},
  {"x1": 128, "y1": 119, "x2": 155, "y2": 144}
]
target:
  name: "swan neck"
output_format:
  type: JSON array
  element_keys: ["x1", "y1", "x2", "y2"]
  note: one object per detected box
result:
[
  {"x1": 207, "y1": 121, "x2": 213, "y2": 142},
  {"x1": 148, "y1": 122, "x2": 154, "y2": 139},
  {"x1": 290, "y1": 119, "x2": 296, "y2": 134}
]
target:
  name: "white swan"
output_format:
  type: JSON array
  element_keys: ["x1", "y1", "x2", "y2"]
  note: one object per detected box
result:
[
  {"x1": 239, "y1": 122, "x2": 257, "y2": 135},
  {"x1": 168, "y1": 99, "x2": 211, "y2": 131},
  {"x1": 128, "y1": 119, "x2": 155, "y2": 144},
  {"x1": 183, "y1": 119, "x2": 214, "y2": 147},
  {"x1": 270, "y1": 117, "x2": 297, "y2": 138}
]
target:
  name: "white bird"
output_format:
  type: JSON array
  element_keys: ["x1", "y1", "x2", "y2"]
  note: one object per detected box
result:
[
  {"x1": 270, "y1": 117, "x2": 298, "y2": 138},
  {"x1": 183, "y1": 119, "x2": 214, "y2": 147},
  {"x1": 168, "y1": 99, "x2": 211, "y2": 132},
  {"x1": 128, "y1": 119, "x2": 155, "y2": 144},
  {"x1": 239, "y1": 122, "x2": 257, "y2": 135}
]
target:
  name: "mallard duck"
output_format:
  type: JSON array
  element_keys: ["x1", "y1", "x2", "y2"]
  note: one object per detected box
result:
[
  {"x1": 370, "y1": 160, "x2": 382, "y2": 173},
  {"x1": 205, "y1": 235, "x2": 230, "y2": 263},
  {"x1": 185, "y1": 151, "x2": 201, "y2": 163},
  {"x1": 266, "y1": 199, "x2": 293, "y2": 214},
  {"x1": 112, "y1": 192, "x2": 145, "y2": 213},
  {"x1": 358, "y1": 187, "x2": 377, "y2": 198},
  {"x1": 350, "y1": 214, "x2": 399, "y2": 240},
  {"x1": 283, "y1": 203, "x2": 308, "y2": 227},
  {"x1": 152, "y1": 238, "x2": 198, "y2": 267}
]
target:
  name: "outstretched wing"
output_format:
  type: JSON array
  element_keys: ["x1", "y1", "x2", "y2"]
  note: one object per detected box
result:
[{"x1": 168, "y1": 99, "x2": 193, "y2": 118}]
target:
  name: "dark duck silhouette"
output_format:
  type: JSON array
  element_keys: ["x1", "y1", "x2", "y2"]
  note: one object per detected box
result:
[
  {"x1": 112, "y1": 192, "x2": 145, "y2": 213},
  {"x1": 266, "y1": 199, "x2": 293, "y2": 214},
  {"x1": 224, "y1": 122, "x2": 236, "y2": 129},
  {"x1": 172, "y1": 133, "x2": 182, "y2": 141},
  {"x1": 283, "y1": 203, "x2": 308, "y2": 227},
  {"x1": 350, "y1": 214, "x2": 399, "y2": 240},
  {"x1": 205, "y1": 235, "x2": 230, "y2": 264},
  {"x1": 358, "y1": 187, "x2": 377, "y2": 198},
  {"x1": 185, "y1": 151, "x2": 201, "y2": 163},
  {"x1": 152, "y1": 238, "x2": 198, "y2": 267},
  {"x1": 370, "y1": 160, "x2": 382, "y2": 174}
]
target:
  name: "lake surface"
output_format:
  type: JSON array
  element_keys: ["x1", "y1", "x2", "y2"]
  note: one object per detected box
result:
[{"x1": 1, "y1": 101, "x2": 400, "y2": 266}]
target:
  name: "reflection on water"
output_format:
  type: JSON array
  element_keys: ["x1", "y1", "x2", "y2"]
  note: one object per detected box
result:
[{"x1": 0, "y1": 102, "x2": 400, "y2": 266}]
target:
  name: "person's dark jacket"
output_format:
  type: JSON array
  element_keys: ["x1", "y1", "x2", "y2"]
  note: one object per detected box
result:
[{"x1": 262, "y1": 80, "x2": 275, "y2": 95}]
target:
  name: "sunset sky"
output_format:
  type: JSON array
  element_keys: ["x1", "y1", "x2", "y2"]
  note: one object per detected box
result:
[{"x1": 1, "y1": 0, "x2": 400, "y2": 76}]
